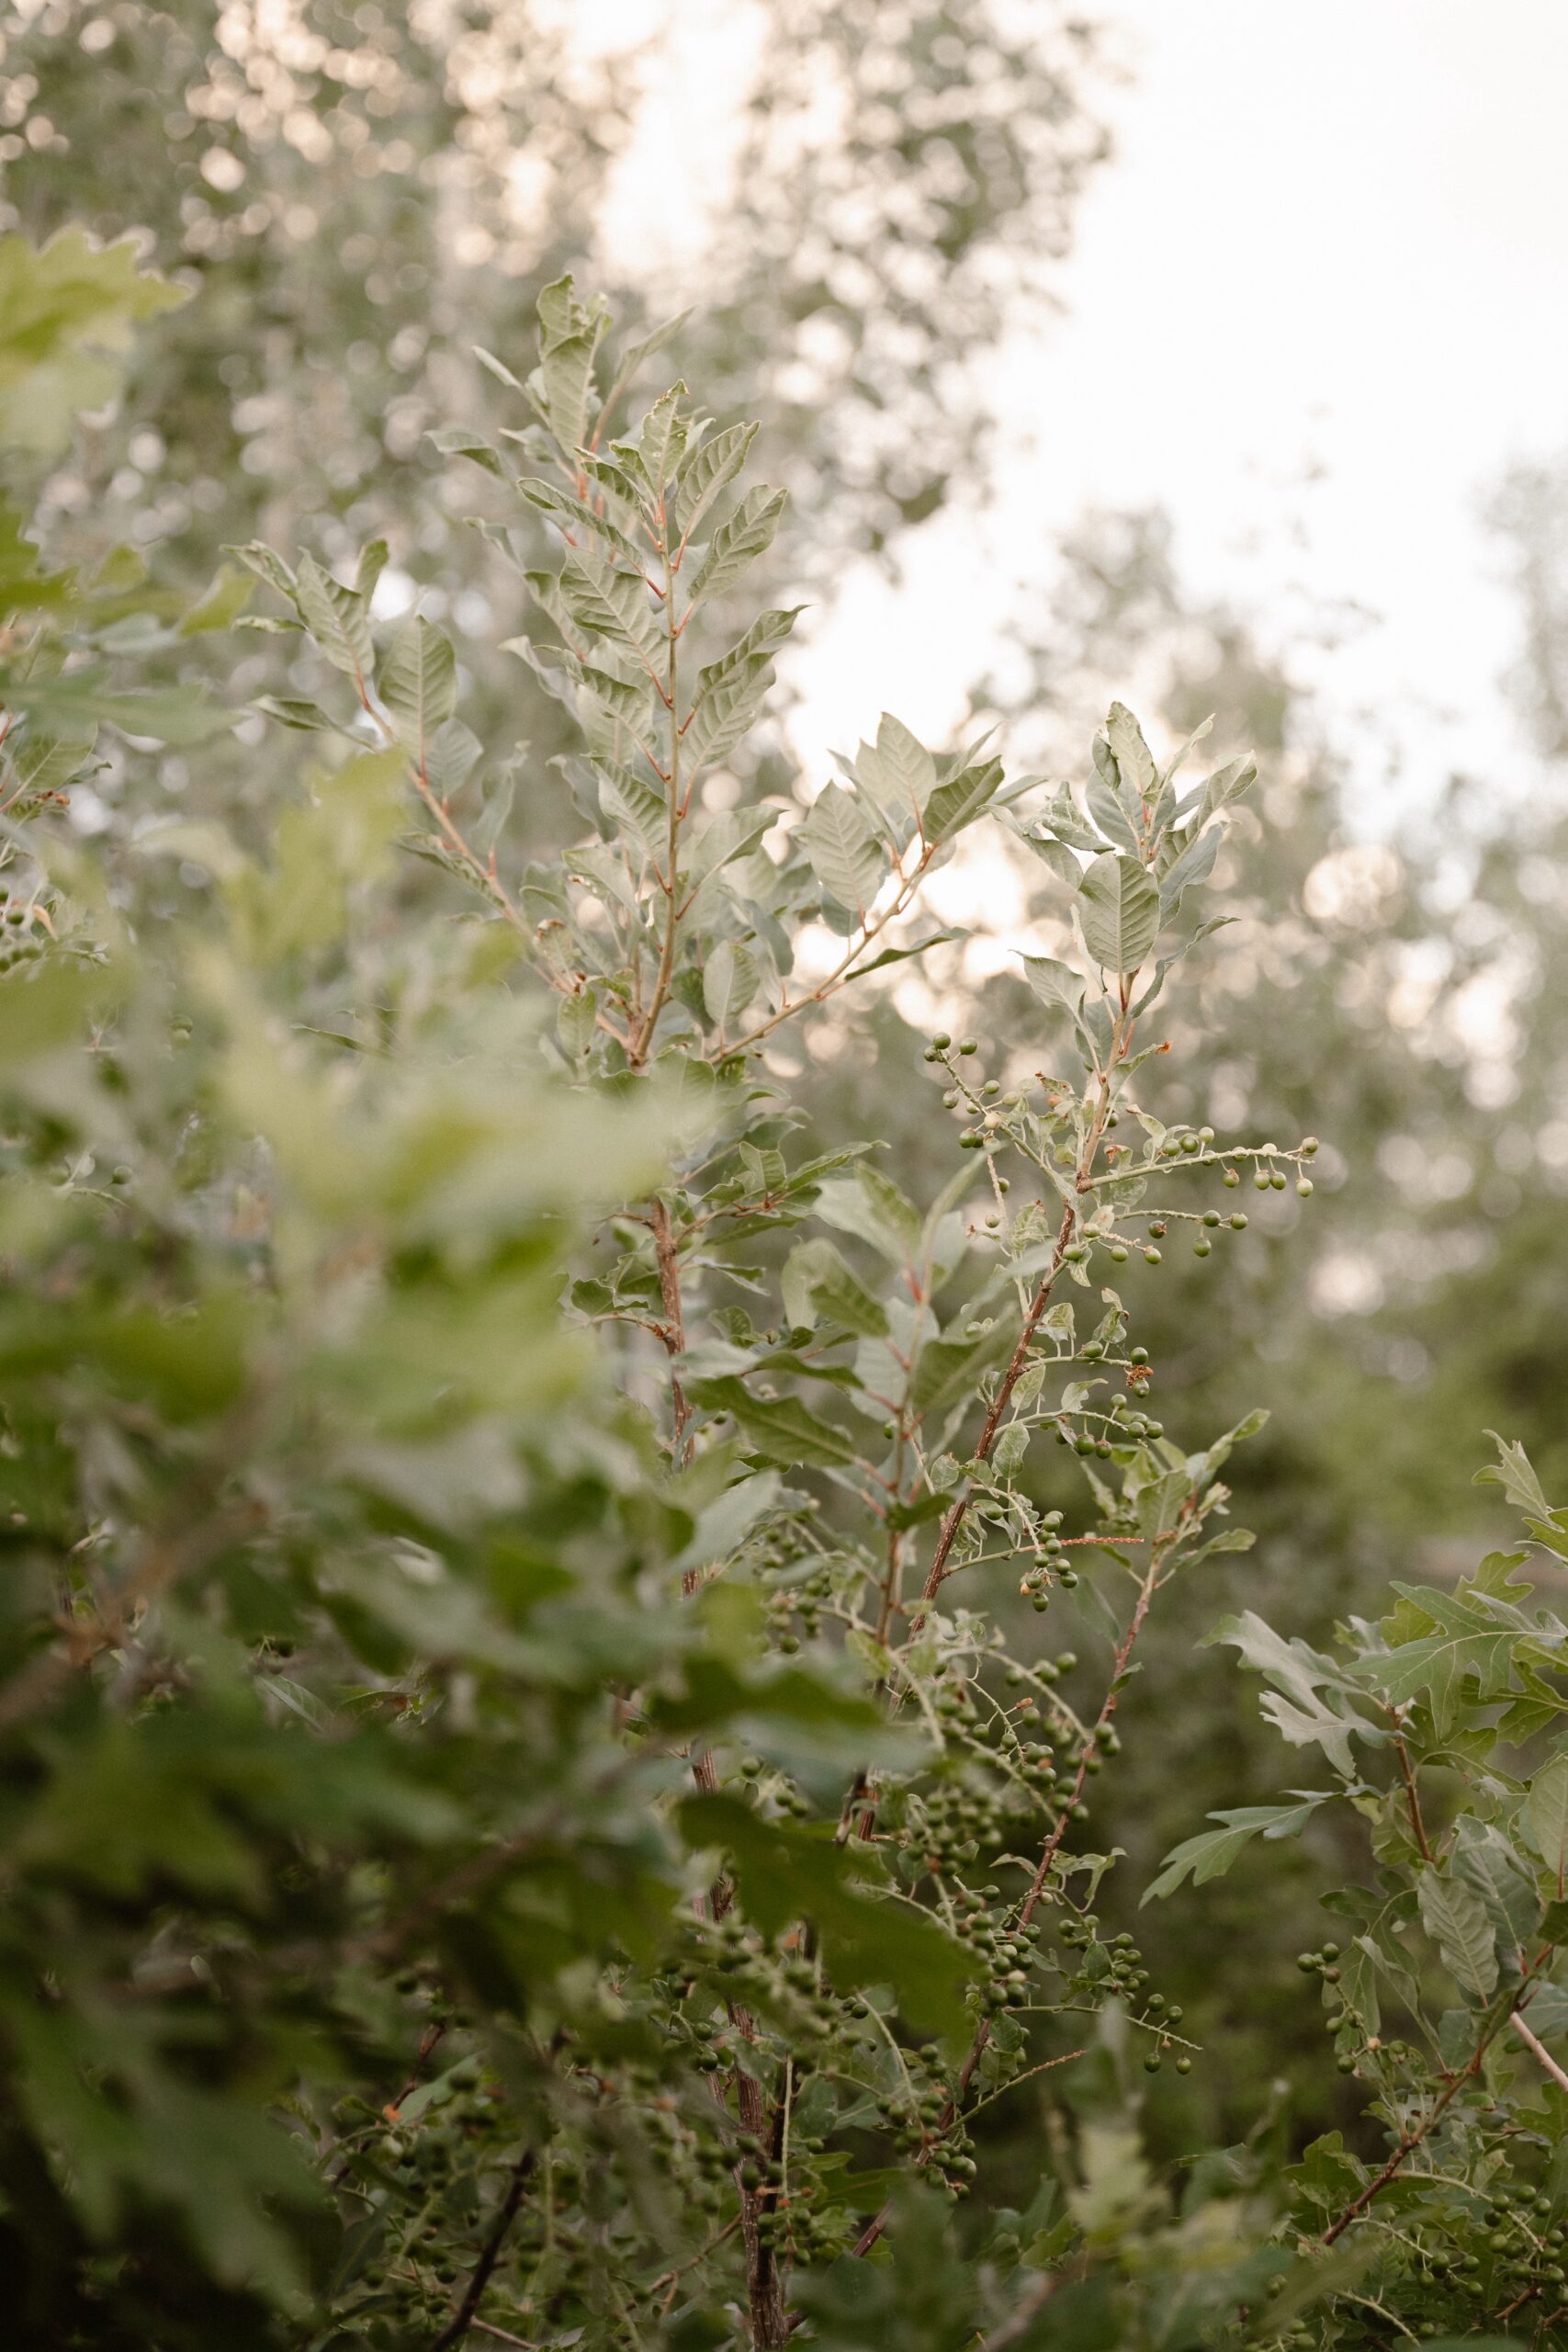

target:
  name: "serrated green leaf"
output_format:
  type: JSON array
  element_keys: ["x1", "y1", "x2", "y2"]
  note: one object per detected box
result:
[
  {"x1": 295, "y1": 554, "x2": 373, "y2": 680},
  {"x1": 688, "y1": 1377, "x2": 863, "y2": 1470},
  {"x1": 1451, "y1": 1817, "x2": 1539, "y2": 1962},
  {"x1": 1105, "y1": 701, "x2": 1156, "y2": 797},
  {"x1": 1525, "y1": 1755, "x2": 1568, "y2": 1890},
  {"x1": 923, "y1": 756, "x2": 1003, "y2": 842},
  {"x1": 1076, "y1": 852, "x2": 1160, "y2": 975},
  {"x1": 782, "y1": 1238, "x2": 889, "y2": 1337},
  {"x1": 378, "y1": 616, "x2": 457, "y2": 754},
  {"x1": 688, "y1": 487, "x2": 786, "y2": 605},
  {"x1": 703, "y1": 938, "x2": 760, "y2": 1027},
  {"x1": 801, "y1": 784, "x2": 884, "y2": 914},
  {"x1": 675, "y1": 421, "x2": 759, "y2": 537},
  {"x1": 872, "y1": 714, "x2": 935, "y2": 810},
  {"x1": 1418, "y1": 1869, "x2": 1498, "y2": 2000}
]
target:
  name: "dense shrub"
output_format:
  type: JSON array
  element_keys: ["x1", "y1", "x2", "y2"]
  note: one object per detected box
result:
[{"x1": 4, "y1": 233, "x2": 1568, "y2": 2352}]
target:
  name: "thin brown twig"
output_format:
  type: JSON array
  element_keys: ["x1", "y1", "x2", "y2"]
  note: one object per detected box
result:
[
  {"x1": 428, "y1": 2151, "x2": 537, "y2": 2352},
  {"x1": 1511, "y1": 2011, "x2": 1568, "y2": 2095},
  {"x1": 910, "y1": 989, "x2": 1134, "y2": 1637},
  {"x1": 1392, "y1": 1731, "x2": 1433, "y2": 1862},
  {"x1": 979, "y1": 2269, "x2": 1057, "y2": 2349},
  {"x1": 1319, "y1": 1982, "x2": 1545, "y2": 2246}
]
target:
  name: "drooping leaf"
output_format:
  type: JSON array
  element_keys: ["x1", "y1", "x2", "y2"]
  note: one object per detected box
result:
[
  {"x1": 1143, "y1": 1795, "x2": 1331, "y2": 1904},
  {"x1": 1417, "y1": 1870, "x2": 1499, "y2": 2002}
]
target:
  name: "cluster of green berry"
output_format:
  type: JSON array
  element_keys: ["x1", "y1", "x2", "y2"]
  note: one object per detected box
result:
[
  {"x1": 1055, "y1": 1917, "x2": 1190, "y2": 2072},
  {"x1": 1421, "y1": 2184, "x2": 1568, "y2": 2309},
  {"x1": 330, "y1": 2036, "x2": 521, "y2": 2342}
]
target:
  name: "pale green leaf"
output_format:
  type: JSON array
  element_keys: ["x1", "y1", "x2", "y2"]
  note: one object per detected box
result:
[
  {"x1": 378, "y1": 616, "x2": 457, "y2": 753},
  {"x1": 801, "y1": 785, "x2": 884, "y2": 914},
  {"x1": 1418, "y1": 1870, "x2": 1498, "y2": 2001},
  {"x1": 1076, "y1": 852, "x2": 1160, "y2": 974}
]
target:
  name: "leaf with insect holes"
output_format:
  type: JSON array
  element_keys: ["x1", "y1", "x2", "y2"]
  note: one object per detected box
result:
[
  {"x1": 801, "y1": 785, "x2": 884, "y2": 914},
  {"x1": 1076, "y1": 852, "x2": 1160, "y2": 974},
  {"x1": 378, "y1": 617, "x2": 457, "y2": 753}
]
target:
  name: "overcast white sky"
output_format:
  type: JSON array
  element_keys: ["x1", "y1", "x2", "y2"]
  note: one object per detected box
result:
[
  {"x1": 590, "y1": 2, "x2": 1568, "y2": 823},
  {"x1": 784, "y1": 1, "x2": 1568, "y2": 820}
]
